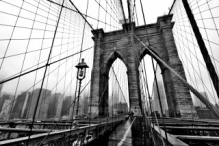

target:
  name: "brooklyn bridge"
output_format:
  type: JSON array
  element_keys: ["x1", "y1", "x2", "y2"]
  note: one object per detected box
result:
[{"x1": 0, "y1": 0, "x2": 219, "y2": 145}]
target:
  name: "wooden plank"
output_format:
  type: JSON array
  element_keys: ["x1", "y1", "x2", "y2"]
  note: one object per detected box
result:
[
  {"x1": 153, "y1": 124, "x2": 188, "y2": 146},
  {"x1": 160, "y1": 126, "x2": 219, "y2": 131},
  {"x1": 177, "y1": 135, "x2": 219, "y2": 141},
  {"x1": 157, "y1": 123, "x2": 219, "y2": 127}
]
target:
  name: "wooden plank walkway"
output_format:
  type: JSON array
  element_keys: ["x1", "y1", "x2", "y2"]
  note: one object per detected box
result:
[{"x1": 89, "y1": 117, "x2": 145, "y2": 146}]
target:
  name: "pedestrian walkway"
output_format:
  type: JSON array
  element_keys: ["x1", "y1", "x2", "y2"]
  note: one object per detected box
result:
[{"x1": 89, "y1": 117, "x2": 145, "y2": 146}]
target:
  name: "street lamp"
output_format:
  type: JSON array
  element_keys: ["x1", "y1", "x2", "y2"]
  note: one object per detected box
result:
[{"x1": 75, "y1": 58, "x2": 89, "y2": 118}]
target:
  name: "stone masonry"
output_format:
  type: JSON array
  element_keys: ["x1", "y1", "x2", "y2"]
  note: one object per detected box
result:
[{"x1": 90, "y1": 15, "x2": 197, "y2": 118}]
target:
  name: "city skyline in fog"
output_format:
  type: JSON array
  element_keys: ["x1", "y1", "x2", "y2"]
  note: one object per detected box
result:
[{"x1": 0, "y1": 0, "x2": 219, "y2": 113}]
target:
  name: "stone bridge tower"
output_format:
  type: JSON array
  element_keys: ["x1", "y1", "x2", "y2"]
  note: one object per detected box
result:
[{"x1": 89, "y1": 15, "x2": 197, "y2": 118}]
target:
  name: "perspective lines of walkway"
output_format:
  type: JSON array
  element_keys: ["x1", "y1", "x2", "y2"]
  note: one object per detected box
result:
[{"x1": 90, "y1": 117, "x2": 145, "y2": 146}]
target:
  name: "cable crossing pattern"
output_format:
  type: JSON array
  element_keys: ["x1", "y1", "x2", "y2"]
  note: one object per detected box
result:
[{"x1": 0, "y1": 0, "x2": 219, "y2": 146}]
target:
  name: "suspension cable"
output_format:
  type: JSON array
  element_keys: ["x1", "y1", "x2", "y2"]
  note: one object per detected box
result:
[
  {"x1": 27, "y1": 0, "x2": 65, "y2": 144},
  {"x1": 133, "y1": 33, "x2": 219, "y2": 118}
]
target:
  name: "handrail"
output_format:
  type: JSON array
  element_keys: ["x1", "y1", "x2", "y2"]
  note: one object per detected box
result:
[
  {"x1": 0, "y1": 127, "x2": 51, "y2": 133},
  {"x1": 177, "y1": 135, "x2": 219, "y2": 142},
  {"x1": 0, "y1": 115, "x2": 126, "y2": 145}
]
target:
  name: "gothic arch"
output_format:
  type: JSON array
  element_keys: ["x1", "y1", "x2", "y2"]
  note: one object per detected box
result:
[
  {"x1": 90, "y1": 15, "x2": 197, "y2": 118},
  {"x1": 104, "y1": 50, "x2": 129, "y2": 74},
  {"x1": 138, "y1": 45, "x2": 167, "y2": 71}
]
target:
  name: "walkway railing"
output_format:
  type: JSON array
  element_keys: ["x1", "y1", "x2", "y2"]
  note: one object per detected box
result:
[
  {"x1": 143, "y1": 117, "x2": 219, "y2": 146},
  {"x1": 0, "y1": 115, "x2": 127, "y2": 146}
]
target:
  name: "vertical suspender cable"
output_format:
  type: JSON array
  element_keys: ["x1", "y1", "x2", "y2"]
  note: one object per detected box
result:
[
  {"x1": 140, "y1": 69, "x2": 156, "y2": 145},
  {"x1": 27, "y1": 0, "x2": 65, "y2": 144},
  {"x1": 127, "y1": 0, "x2": 132, "y2": 24},
  {"x1": 119, "y1": 0, "x2": 127, "y2": 24},
  {"x1": 131, "y1": 2, "x2": 156, "y2": 144},
  {"x1": 70, "y1": 0, "x2": 90, "y2": 127},
  {"x1": 151, "y1": 59, "x2": 168, "y2": 144},
  {"x1": 139, "y1": 0, "x2": 168, "y2": 143}
]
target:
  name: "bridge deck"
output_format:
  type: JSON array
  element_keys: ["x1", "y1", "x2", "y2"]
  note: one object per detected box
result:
[{"x1": 90, "y1": 117, "x2": 145, "y2": 146}]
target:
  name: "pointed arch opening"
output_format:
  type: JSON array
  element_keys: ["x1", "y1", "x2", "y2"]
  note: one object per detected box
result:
[
  {"x1": 138, "y1": 54, "x2": 168, "y2": 118},
  {"x1": 108, "y1": 58, "x2": 129, "y2": 116},
  {"x1": 105, "y1": 51, "x2": 129, "y2": 73}
]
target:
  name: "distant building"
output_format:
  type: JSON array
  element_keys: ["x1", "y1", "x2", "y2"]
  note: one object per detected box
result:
[
  {"x1": 0, "y1": 94, "x2": 9, "y2": 113},
  {"x1": 196, "y1": 107, "x2": 218, "y2": 119},
  {"x1": 55, "y1": 93, "x2": 63, "y2": 119},
  {"x1": 47, "y1": 94, "x2": 58, "y2": 118},
  {"x1": 114, "y1": 102, "x2": 128, "y2": 114},
  {"x1": 38, "y1": 90, "x2": 51, "y2": 119},
  {"x1": 21, "y1": 92, "x2": 31, "y2": 118},
  {"x1": 27, "y1": 88, "x2": 51, "y2": 120},
  {"x1": 109, "y1": 90, "x2": 120, "y2": 116},
  {"x1": 47, "y1": 93, "x2": 64, "y2": 119},
  {"x1": 193, "y1": 92, "x2": 209, "y2": 108},
  {"x1": 62, "y1": 96, "x2": 71, "y2": 117},
  {"x1": 80, "y1": 96, "x2": 89, "y2": 115},
  {"x1": 1, "y1": 100, "x2": 10, "y2": 116},
  {"x1": 0, "y1": 83, "x2": 3, "y2": 97},
  {"x1": 151, "y1": 66, "x2": 168, "y2": 117},
  {"x1": 10, "y1": 92, "x2": 31, "y2": 119},
  {"x1": 0, "y1": 93, "x2": 14, "y2": 119}
]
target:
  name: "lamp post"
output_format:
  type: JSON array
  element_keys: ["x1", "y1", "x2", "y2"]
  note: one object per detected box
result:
[{"x1": 75, "y1": 58, "x2": 89, "y2": 118}]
